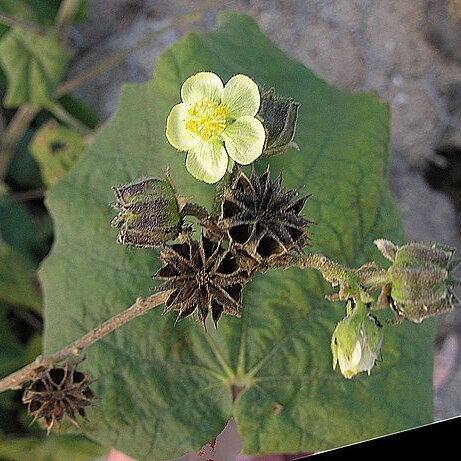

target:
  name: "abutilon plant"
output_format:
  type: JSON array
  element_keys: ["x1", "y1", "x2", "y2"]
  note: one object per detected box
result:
[{"x1": 0, "y1": 70, "x2": 459, "y2": 438}]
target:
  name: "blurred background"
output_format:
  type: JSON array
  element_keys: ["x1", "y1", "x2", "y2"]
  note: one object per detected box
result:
[{"x1": 0, "y1": 1, "x2": 460, "y2": 460}]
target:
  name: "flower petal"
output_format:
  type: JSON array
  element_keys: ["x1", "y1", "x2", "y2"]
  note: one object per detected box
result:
[
  {"x1": 166, "y1": 103, "x2": 199, "y2": 151},
  {"x1": 181, "y1": 72, "x2": 224, "y2": 105},
  {"x1": 186, "y1": 140, "x2": 228, "y2": 184},
  {"x1": 222, "y1": 74, "x2": 260, "y2": 118},
  {"x1": 221, "y1": 116, "x2": 265, "y2": 165}
]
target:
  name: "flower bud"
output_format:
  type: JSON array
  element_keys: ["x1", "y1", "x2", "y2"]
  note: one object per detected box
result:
[
  {"x1": 375, "y1": 239, "x2": 460, "y2": 323},
  {"x1": 111, "y1": 177, "x2": 182, "y2": 247},
  {"x1": 257, "y1": 87, "x2": 300, "y2": 156},
  {"x1": 331, "y1": 299, "x2": 383, "y2": 379}
]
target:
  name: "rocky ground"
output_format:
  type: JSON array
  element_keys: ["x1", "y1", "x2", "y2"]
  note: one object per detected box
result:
[{"x1": 69, "y1": 0, "x2": 461, "y2": 458}]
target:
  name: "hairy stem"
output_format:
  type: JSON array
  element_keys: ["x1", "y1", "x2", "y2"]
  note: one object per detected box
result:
[
  {"x1": 274, "y1": 253, "x2": 389, "y2": 301},
  {"x1": 0, "y1": 11, "x2": 43, "y2": 33},
  {"x1": 0, "y1": 291, "x2": 169, "y2": 393},
  {"x1": 181, "y1": 203, "x2": 209, "y2": 221},
  {"x1": 54, "y1": 0, "x2": 81, "y2": 44}
]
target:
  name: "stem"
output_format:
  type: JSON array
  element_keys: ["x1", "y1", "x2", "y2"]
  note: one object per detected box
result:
[
  {"x1": 56, "y1": 2, "x2": 216, "y2": 97},
  {"x1": 0, "y1": 291, "x2": 169, "y2": 393},
  {"x1": 0, "y1": 11, "x2": 43, "y2": 33},
  {"x1": 181, "y1": 203, "x2": 209, "y2": 221},
  {"x1": 0, "y1": 105, "x2": 39, "y2": 182},
  {"x1": 9, "y1": 187, "x2": 46, "y2": 202},
  {"x1": 54, "y1": 0, "x2": 81, "y2": 44},
  {"x1": 48, "y1": 102, "x2": 92, "y2": 134},
  {"x1": 274, "y1": 253, "x2": 389, "y2": 301}
]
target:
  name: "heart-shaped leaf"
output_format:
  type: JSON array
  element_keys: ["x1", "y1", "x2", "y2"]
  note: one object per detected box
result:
[
  {"x1": 0, "y1": 27, "x2": 68, "y2": 109},
  {"x1": 39, "y1": 13, "x2": 436, "y2": 460}
]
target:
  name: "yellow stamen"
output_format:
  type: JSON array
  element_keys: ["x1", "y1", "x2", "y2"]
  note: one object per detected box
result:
[{"x1": 186, "y1": 98, "x2": 228, "y2": 141}]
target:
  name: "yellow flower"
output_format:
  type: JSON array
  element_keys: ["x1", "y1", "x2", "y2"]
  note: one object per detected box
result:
[{"x1": 166, "y1": 72, "x2": 265, "y2": 183}]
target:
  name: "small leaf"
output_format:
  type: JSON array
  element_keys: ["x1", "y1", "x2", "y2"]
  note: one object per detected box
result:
[
  {"x1": 29, "y1": 120, "x2": 85, "y2": 186},
  {"x1": 0, "y1": 27, "x2": 69, "y2": 109},
  {"x1": 0, "y1": 243, "x2": 42, "y2": 313}
]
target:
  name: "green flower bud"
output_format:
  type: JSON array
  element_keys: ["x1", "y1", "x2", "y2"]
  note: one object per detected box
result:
[
  {"x1": 111, "y1": 177, "x2": 182, "y2": 247},
  {"x1": 331, "y1": 299, "x2": 383, "y2": 379},
  {"x1": 257, "y1": 87, "x2": 300, "y2": 157},
  {"x1": 375, "y1": 239, "x2": 460, "y2": 323}
]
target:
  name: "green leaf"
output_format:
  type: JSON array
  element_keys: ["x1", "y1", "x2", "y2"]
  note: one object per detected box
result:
[
  {"x1": 6, "y1": 129, "x2": 43, "y2": 190},
  {"x1": 0, "y1": 195, "x2": 39, "y2": 263},
  {"x1": 59, "y1": 94, "x2": 100, "y2": 130},
  {"x1": 0, "y1": 434, "x2": 107, "y2": 461},
  {"x1": 29, "y1": 119, "x2": 85, "y2": 186},
  {"x1": 0, "y1": 244, "x2": 42, "y2": 312},
  {"x1": 0, "y1": 306, "x2": 26, "y2": 435},
  {"x1": 0, "y1": 27, "x2": 69, "y2": 109},
  {"x1": 0, "y1": 307, "x2": 25, "y2": 377},
  {"x1": 39, "y1": 12, "x2": 436, "y2": 460},
  {"x1": 0, "y1": 1, "x2": 38, "y2": 38}
]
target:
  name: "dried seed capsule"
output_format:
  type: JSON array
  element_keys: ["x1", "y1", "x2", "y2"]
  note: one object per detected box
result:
[
  {"x1": 111, "y1": 177, "x2": 182, "y2": 247},
  {"x1": 257, "y1": 87, "x2": 300, "y2": 156},
  {"x1": 22, "y1": 359, "x2": 96, "y2": 434},
  {"x1": 375, "y1": 239, "x2": 460, "y2": 323},
  {"x1": 218, "y1": 166, "x2": 311, "y2": 264},
  {"x1": 154, "y1": 235, "x2": 251, "y2": 328}
]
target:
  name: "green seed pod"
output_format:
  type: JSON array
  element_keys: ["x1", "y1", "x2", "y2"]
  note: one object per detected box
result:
[
  {"x1": 257, "y1": 87, "x2": 300, "y2": 157},
  {"x1": 111, "y1": 177, "x2": 182, "y2": 247},
  {"x1": 331, "y1": 299, "x2": 383, "y2": 379},
  {"x1": 375, "y1": 239, "x2": 460, "y2": 323}
]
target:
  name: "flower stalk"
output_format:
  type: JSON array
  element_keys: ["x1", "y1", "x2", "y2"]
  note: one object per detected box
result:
[{"x1": 274, "y1": 252, "x2": 390, "y2": 303}]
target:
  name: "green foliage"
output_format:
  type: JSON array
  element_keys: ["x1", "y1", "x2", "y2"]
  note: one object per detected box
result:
[
  {"x1": 5, "y1": 129, "x2": 43, "y2": 190},
  {"x1": 39, "y1": 13, "x2": 436, "y2": 459},
  {"x1": 0, "y1": 243, "x2": 42, "y2": 312},
  {"x1": 0, "y1": 307, "x2": 25, "y2": 377},
  {"x1": 29, "y1": 120, "x2": 85, "y2": 187},
  {"x1": 59, "y1": 94, "x2": 100, "y2": 130},
  {"x1": 0, "y1": 434, "x2": 107, "y2": 461},
  {"x1": 0, "y1": 307, "x2": 26, "y2": 434},
  {"x1": 0, "y1": 193, "x2": 52, "y2": 269},
  {"x1": 0, "y1": 27, "x2": 69, "y2": 109}
]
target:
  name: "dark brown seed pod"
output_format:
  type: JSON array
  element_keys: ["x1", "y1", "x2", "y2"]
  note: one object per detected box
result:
[
  {"x1": 154, "y1": 236, "x2": 251, "y2": 328},
  {"x1": 22, "y1": 359, "x2": 96, "y2": 434},
  {"x1": 218, "y1": 166, "x2": 311, "y2": 263}
]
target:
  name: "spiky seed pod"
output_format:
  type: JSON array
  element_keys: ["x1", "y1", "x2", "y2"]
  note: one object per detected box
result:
[
  {"x1": 154, "y1": 236, "x2": 250, "y2": 328},
  {"x1": 218, "y1": 166, "x2": 311, "y2": 264},
  {"x1": 22, "y1": 360, "x2": 96, "y2": 434}
]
